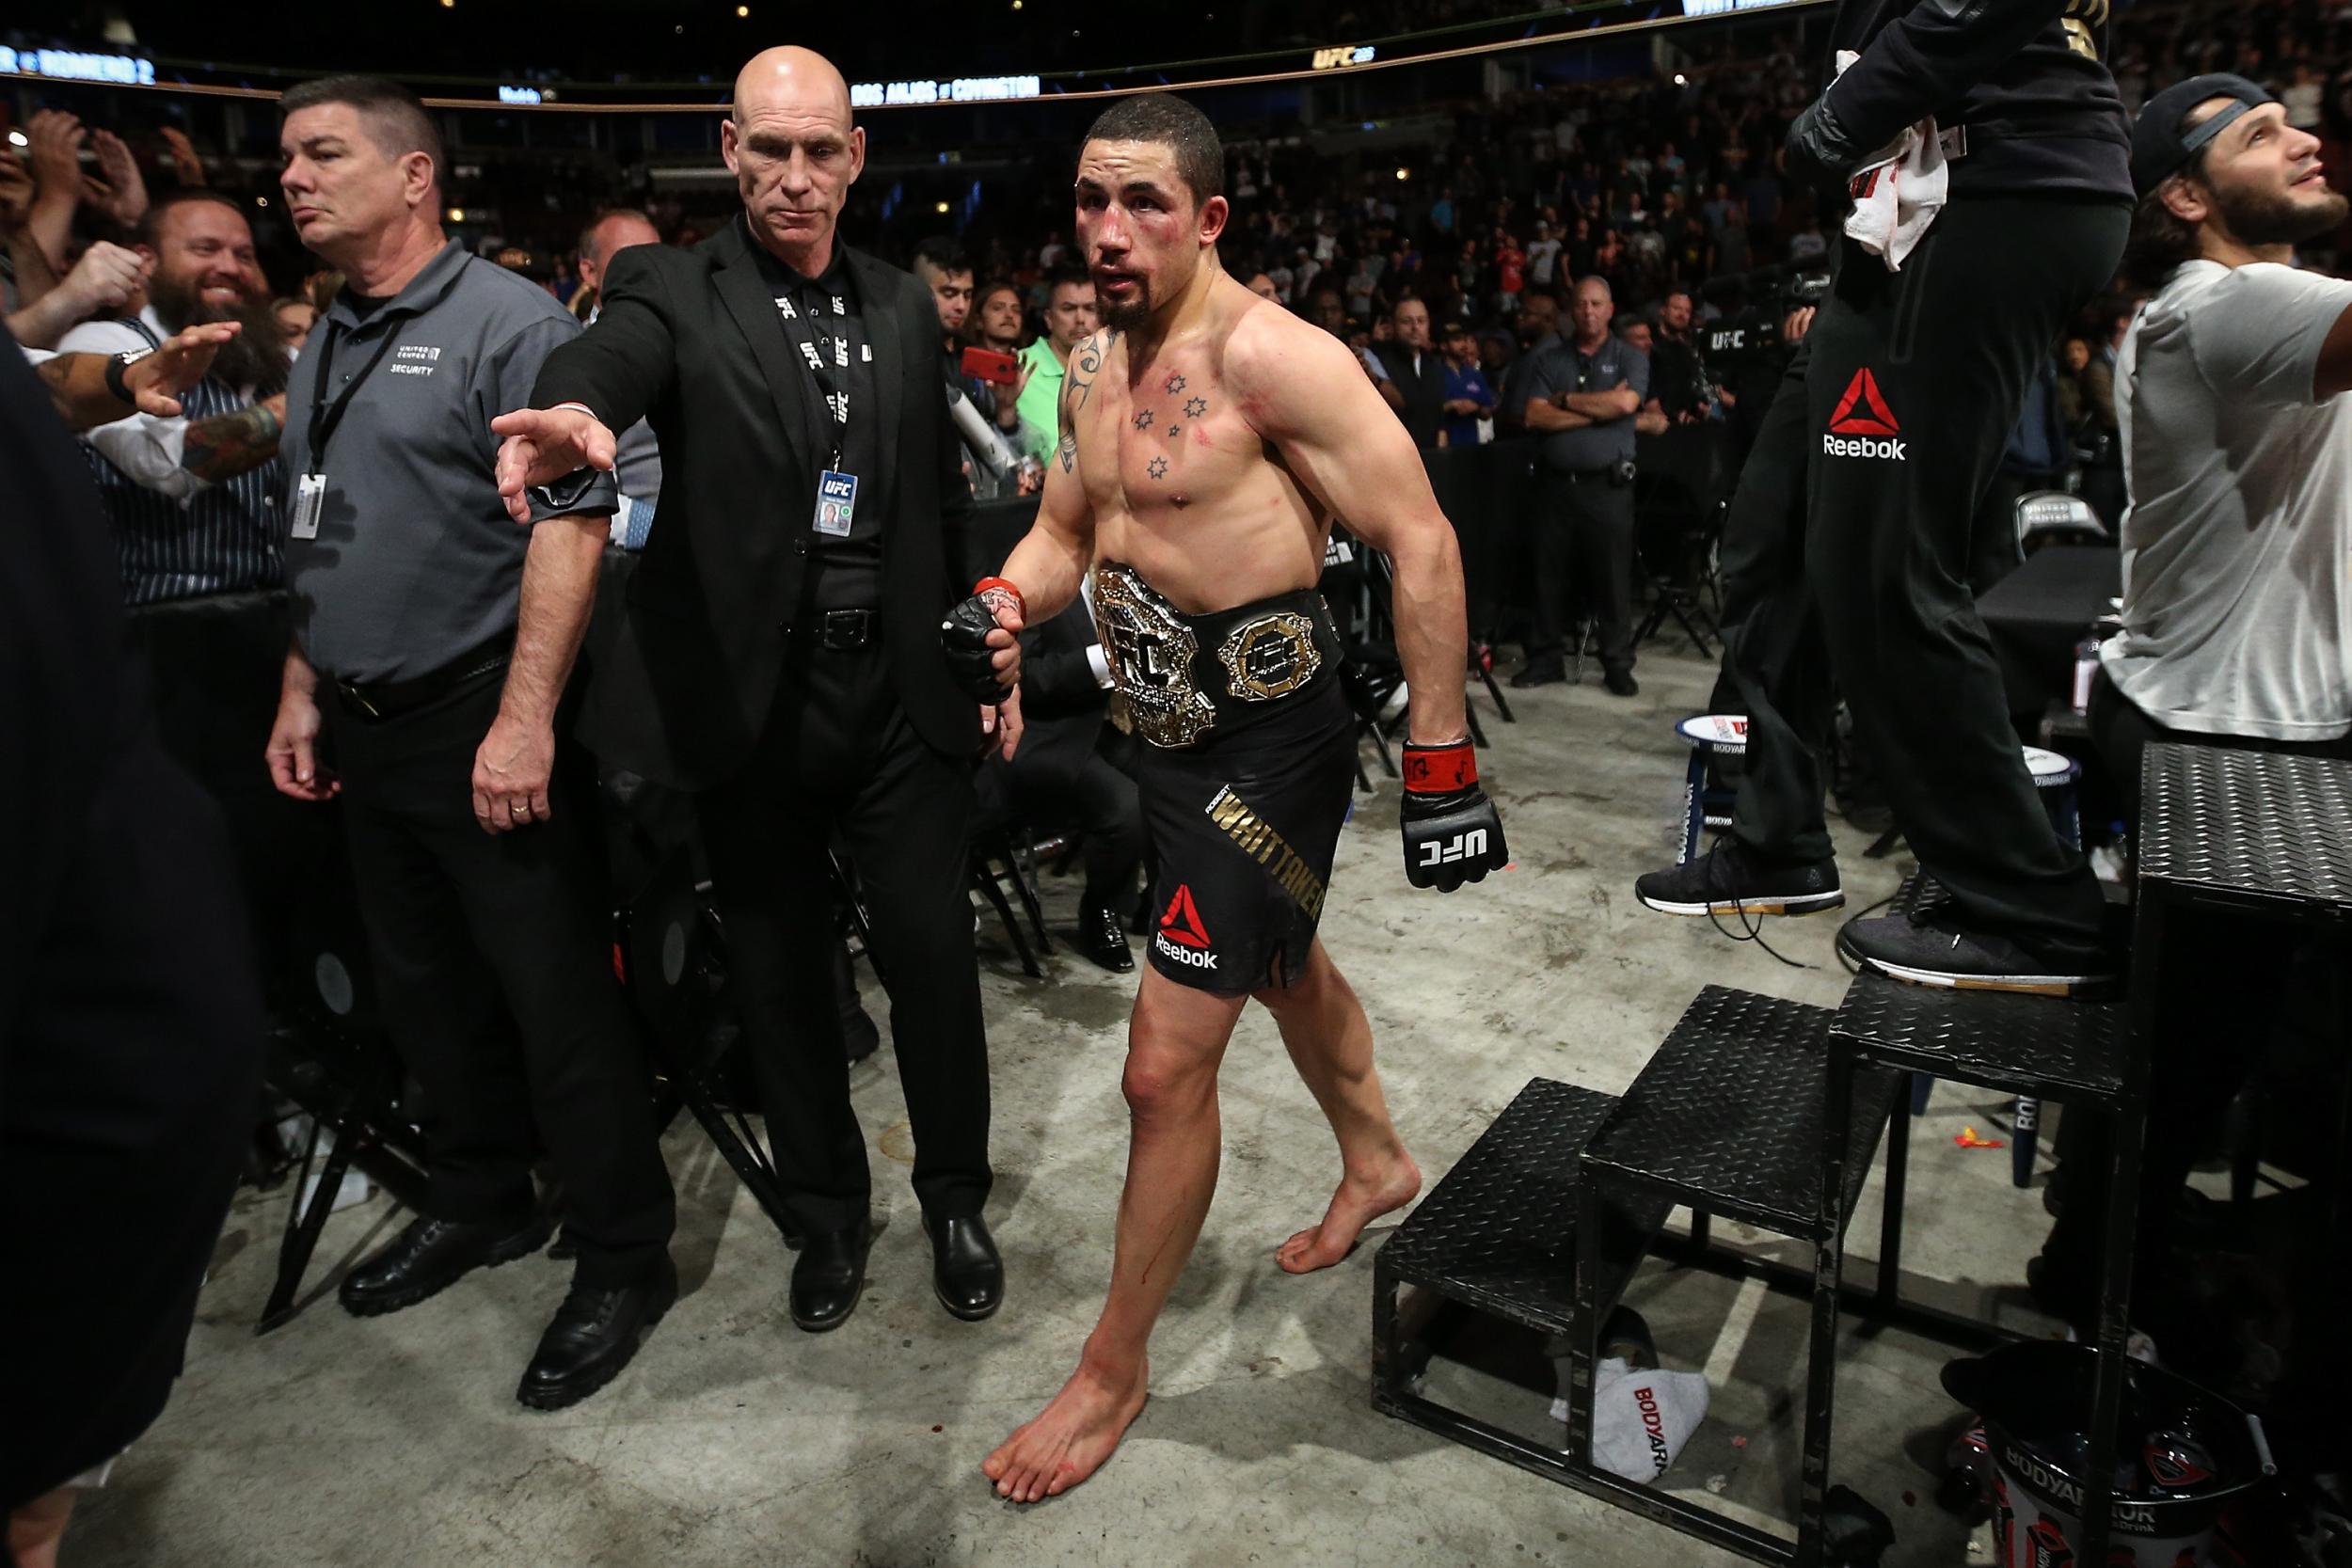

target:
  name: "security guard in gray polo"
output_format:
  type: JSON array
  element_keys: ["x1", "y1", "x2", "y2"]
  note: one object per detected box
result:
[
  {"x1": 1515, "y1": 276, "x2": 1649, "y2": 698},
  {"x1": 263, "y1": 75, "x2": 676, "y2": 1411}
]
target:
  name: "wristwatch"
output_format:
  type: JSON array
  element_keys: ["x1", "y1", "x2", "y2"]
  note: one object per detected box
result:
[{"x1": 103, "y1": 345, "x2": 154, "y2": 404}]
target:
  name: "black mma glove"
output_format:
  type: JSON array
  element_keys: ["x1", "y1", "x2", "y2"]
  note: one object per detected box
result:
[
  {"x1": 1401, "y1": 737, "x2": 1507, "y2": 892},
  {"x1": 941, "y1": 576, "x2": 1025, "y2": 704}
]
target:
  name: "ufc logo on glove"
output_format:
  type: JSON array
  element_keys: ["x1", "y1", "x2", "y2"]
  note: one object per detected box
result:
[{"x1": 1399, "y1": 739, "x2": 1507, "y2": 891}]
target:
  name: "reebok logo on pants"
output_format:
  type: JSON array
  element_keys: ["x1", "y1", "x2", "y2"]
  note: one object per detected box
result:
[{"x1": 1823, "y1": 369, "x2": 1906, "y2": 461}]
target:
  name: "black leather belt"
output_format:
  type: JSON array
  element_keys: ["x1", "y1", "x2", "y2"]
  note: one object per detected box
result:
[
  {"x1": 331, "y1": 633, "x2": 513, "y2": 721},
  {"x1": 801, "y1": 607, "x2": 877, "y2": 651}
]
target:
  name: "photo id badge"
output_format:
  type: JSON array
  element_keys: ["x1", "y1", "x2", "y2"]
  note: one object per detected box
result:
[
  {"x1": 291, "y1": 471, "x2": 328, "y2": 540},
  {"x1": 813, "y1": 469, "x2": 858, "y2": 538}
]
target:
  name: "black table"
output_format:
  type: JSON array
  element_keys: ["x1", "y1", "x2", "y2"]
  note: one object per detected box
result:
[{"x1": 1978, "y1": 545, "x2": 2120, "y2": 720}]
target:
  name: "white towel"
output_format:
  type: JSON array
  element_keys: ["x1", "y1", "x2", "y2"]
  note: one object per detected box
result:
[{"x1": 1835, "y1": 50, "x2": 1950, "y2": 272}]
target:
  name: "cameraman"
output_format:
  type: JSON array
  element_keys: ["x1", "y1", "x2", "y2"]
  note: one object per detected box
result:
[{"x1": 1514, "y1": 276, "x2": 1647, "y2": 698}]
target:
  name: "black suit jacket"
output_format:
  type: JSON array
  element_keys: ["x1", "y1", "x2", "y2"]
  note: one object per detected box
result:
[{"x1": 535, "y1": 216, "x2": 977, "y2": 789}]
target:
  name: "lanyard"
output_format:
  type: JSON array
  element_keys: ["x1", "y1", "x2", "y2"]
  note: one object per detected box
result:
[
  {"x1": 304, "y1": 265, "x2": 468, "y2": 472},
  {"x1": 773, "y1": 277, "x2": 852, "y2": 470}
]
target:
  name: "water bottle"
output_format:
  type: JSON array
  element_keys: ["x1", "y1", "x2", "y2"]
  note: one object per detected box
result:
[{"x1": 2071, "y1": 632, "x2": 2101, "y2": 714}]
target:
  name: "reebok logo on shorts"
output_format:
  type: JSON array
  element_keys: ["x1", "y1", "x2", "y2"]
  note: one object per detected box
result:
[
  {"x1": 1153, "y1": 885, "x2": 1218, "y2": 971},
  {"x1": 1824, "y1": 369, "x2": 1905, "y2": 460},
  {"x1": 1205, "y1": 786, "x2": 1327, "y2": 918}
]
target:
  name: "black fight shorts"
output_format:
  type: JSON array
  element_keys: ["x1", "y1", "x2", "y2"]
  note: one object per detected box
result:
[{"x1": 1089, "y1": 562, "x2": 1356, "y2": 996}]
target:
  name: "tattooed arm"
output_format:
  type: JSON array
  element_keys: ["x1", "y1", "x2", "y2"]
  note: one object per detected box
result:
[
  {"x1": 180, "y1": 392, "x2": 289, "y2": 483},
  {"x1": 994, "y1": 331, "x2": 1106, "y2": 623}
]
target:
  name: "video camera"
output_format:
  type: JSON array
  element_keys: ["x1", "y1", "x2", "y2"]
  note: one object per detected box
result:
[{"x1": 1699, "y1": 263, "x2": 1833, "y2": 366}]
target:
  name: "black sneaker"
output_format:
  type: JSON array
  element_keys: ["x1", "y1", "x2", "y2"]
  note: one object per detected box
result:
[
  {"x1": 1839, "y1": 911, "x2": 2117, "y2": 998},
  {"x1": 1634, "y1": 838, "x2": 1844, "y2": 918},
  {"x1": 1602, "y1": 666, "x2": 1640, "y2": 698}
]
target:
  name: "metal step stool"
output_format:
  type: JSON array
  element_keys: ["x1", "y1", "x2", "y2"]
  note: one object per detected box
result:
[
  {"x1": 1824, "y1": 969, "x2": 2136, "y2": 1560},
  {"x1": 1574, "y1": 986, "x2": 1903, "y2": 1565},
  {"x1": 1373, "y1": 1080, "x2": 1674, "y2": 1497}
]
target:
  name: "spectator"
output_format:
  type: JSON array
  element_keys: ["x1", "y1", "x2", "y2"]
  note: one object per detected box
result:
[
  {"x1": 1243, "y1": 270, "x2": 1279, "y2": 302},
  {"x1": 970, "y1": 278, "x2": 1026, "y2": 356},
  {"x1": 1514, "y1": 276, "x2": 1648, "y2": 697},
  {"x1": 1648, "y1": 288, "x2": 1708, "y2": 422},
  {"x1": 1013, "y1": 263, "x2": 1097, "y2": 465},
  {"x1": 1496, "y1": 286, "x2": 1561, "y2": 436},
  {"x1": 573, "y1": 209, "x2": 666, "y2": 546},
  {"x1": 1371, "y1": 294, "x2": 1447, "y2": 449},
  {"x1": 916, "y1": 237, "x2": 1032, "y2": 495},
  {"x1": 2036, "y1": 74, "x2": 2352, "y2": 1350},
  {"x1": 1308, "y1": 286, "x2": 1346, "y2": 337},
  {"x1": 1438, "y1": 319, "x2": 1494, "y2": 448},
  {"x1": 274, "y1": 295, "x2": 317, "y2": 353},
  {"x1": 1526, "y1": 218, "x2": 1562, "y2": 289},
  {"x1": 572, "y1": 206, "x2": 660, "y2": 324},
  {"x1": 56, "y1": 190, "x2": 292, "y2": 606}
]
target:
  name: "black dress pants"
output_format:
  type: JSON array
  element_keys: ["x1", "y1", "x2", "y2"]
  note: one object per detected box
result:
[
  {"x1": 1528, "y1": 467, "x2": 1636, "y2": 673},
  {"x1": 696, "y1": 639, "x2": 992, "y2": 1238},
  {"x1": 327, "y1": 673, "x2": 675, "y2": 1288},
  {"x1": 1718, "y1": 198, "x2": 2123, "y2": 944}
]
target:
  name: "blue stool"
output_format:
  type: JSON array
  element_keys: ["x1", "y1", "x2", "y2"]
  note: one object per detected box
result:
[{"x1": 1674, "y1": 714, "x2": 1748, "y2": 865}]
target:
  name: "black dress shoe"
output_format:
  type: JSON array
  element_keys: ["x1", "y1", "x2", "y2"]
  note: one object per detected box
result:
[
  {"x1": 926, "y1": 1214, "x2": 1004, "y2": 1322},
  {"x1": 339, "y1": 1212, "x2": 554, "y2": 1318},
  {"x1": 516, "y1": 1255, "x2": 678, "y2": 1411},
  {"x1": 1076, "y1": 904, "x2": 1135, "y2": 973},
  {"x1": 789, "y1": 1224, "x2": 872, "y2": 1333},
  {"x1": 1603, "y1": 666, "x2": 1640, "y2": 698},
  {"x1": 1509, "y1": 661, "x2": 1565, "y2": 689}
]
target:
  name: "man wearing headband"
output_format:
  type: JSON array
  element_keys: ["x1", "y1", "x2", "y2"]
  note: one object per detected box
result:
[{"x1": 2032, "y1": 76, "x2": 2351, "y2": 1342}]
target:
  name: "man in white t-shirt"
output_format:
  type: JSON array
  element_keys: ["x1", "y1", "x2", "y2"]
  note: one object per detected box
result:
[
  {"x1": 2103, "y1": 73, "x2": 2352, "y2": 755},
  {"x1": 2033, "y1": 71, "x2": 2352, "y2": 1352}
]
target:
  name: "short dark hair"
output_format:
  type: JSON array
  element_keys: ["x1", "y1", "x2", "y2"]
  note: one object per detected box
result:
[
  {"x1": 280, "y1": 75, "x2": 444, "y2": 185},
  {"x1": 137, "y1": 187, "x2": 249, "y2": 247},
  {"x1": 1046, "y1": 261, "x2": 1092, "y2": 297},
  {"x1": 913, "y1": 236, "x2": 971, "y2": 283},
  {"x1": 1083, "y1": 93, "x2": 1223, "y2": 209}
]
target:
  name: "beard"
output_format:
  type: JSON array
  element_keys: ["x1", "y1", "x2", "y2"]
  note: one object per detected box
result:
[
  {"x1": 1098, "y1": 282, "x2": 1154, "y2": 335},
  {"x1": 151, "y1": 273, "x2": 290, "y2": 396},
  {"x1": 2216, "y1": 173, "x2": 2350, "y2": 249}
]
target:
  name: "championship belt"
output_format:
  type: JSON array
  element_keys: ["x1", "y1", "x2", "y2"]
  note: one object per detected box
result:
[
  {"x1": 1090, "y1": 564, "x2": 1219, "y2": 749},
  {"x1": 1216, "y1": 610, "x2": 1323, "y2": 702}
]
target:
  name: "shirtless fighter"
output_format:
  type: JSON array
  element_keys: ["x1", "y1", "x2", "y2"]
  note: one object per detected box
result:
[{"x1": 940, "y1": 93, "x2": 1507, "y2": 1503}]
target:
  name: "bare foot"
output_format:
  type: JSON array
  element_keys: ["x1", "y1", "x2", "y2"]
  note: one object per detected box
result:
[
  {"x1": 982, "y1": 1357, "x2": 1151, "y2": 1504},
  {"x1": 1276, "y1": 1151, "x2": 1422, "y2": 1274}
]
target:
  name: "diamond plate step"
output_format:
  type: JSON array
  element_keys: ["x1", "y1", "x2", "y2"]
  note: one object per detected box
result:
[
  {"x1": 1831, "y1": 968, "x2": 2128, "y2": 1104},
  {"x1": 1378, "y1": 1078, "x2": 1667, "y2": 1338},
  {"x1": 1581, "y1": 987, "x2": 1900, "y2": 1242},
  {"x1": 2139, "y1": 744, "x2": 2352, "y2": 915}
]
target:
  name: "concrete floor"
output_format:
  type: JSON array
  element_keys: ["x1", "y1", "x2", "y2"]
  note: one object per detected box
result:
[{"x1": 68, "y1": 641, "x2": 2071, "y2": 1568}]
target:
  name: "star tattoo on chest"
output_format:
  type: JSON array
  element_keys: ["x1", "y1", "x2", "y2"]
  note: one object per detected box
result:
[
  {"x1": 1134, "y1": 409, "x2": 1154, "y2": 430},
  {"x1": 1163, "y1": 372, "x2": 1186, "y2": 394},
  {"x1": 1167, "y1": 424, "x2": 1181, "y2": 438},
  {"x1": 1147, "y1": 455, "x2": 1168, "y2": 480},
  {"x1": 1184, "y1": 396, "x2": 1207, "y2": 420}
]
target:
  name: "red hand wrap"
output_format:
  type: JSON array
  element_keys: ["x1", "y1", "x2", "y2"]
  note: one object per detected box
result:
[
  {"x1": 974, "y1": 577, "x2": 1025, "y2": 618},
  {"x1": 1402, "y1": 740, "x2": 1477, "y2": 794}
]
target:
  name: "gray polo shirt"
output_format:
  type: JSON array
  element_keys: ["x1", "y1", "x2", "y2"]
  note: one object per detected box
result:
[
  {"x1": 282, "y1": 239, "x2": 615, "y2": 683},
  {"x1": 1522, "y1": 335, "x2": 1648, "y2": 474}
]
